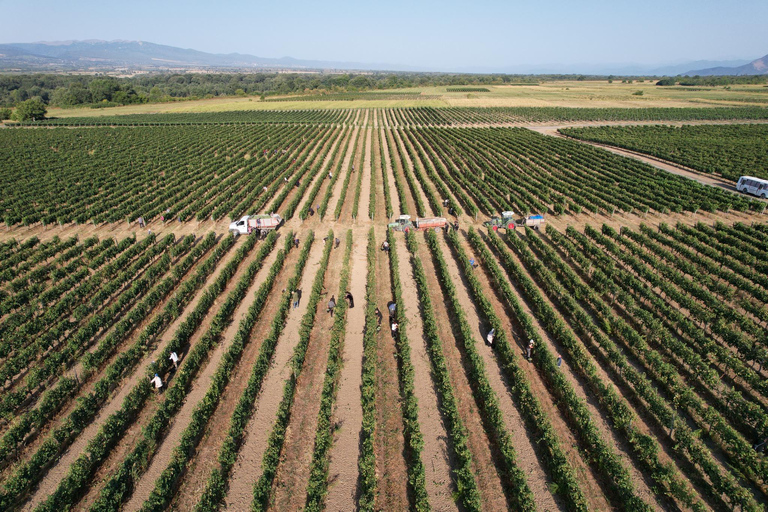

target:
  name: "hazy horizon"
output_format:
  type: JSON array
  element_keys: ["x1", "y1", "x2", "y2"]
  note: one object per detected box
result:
[{"x1": 2, "y1": 0, "x2": 766, "y2": 73}]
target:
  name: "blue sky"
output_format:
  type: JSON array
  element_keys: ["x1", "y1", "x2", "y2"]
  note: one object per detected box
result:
[{"x1": 3, "y1": 0, "x2": 767, "y2": 72}]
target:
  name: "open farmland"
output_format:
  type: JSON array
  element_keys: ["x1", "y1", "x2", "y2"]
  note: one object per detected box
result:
[{"x1": 0, "y1": 107, "x2": 767, "y2": 512}]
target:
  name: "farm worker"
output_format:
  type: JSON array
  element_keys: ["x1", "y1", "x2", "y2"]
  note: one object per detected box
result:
[
  {"x1": 335, "y1": 238, "x2": 340, "y2": 249},
  {"x1": 381, "y1": 241, "x2": 390, "y2": 252},
  {"x1": 328, "y1": 172, "x2": 333, "y2": 180},
  {"x1": 160, "y1": 215, "x2": 164, "y2": 222},
  {"x1": 527, "y1": 340, "x2": 535, "y2": 361},
  {"x1": 284, "y1": 177, "x2": 289, "y2": 184},
  {"x1": 352, "y1": 164, "x2": 355, "y2": 171},
  {"x1": 557, "y1": 354, "x2": 562, "y2": 367},
  {"x1": 469, "y1": 258, "x2": 478, "y2": 269},
  {"x1": 309, "y1": 207, "x2": 315, "y2": 216},
  {"x1": 169, "y1": 351, "x2": 180, "y2": 369},
  {"x1": 138, "y1": 217, "x2": 145, "y2": 228},
  {"x1": 374, "y1": 307, "x2": 383, "y2": 331},
  {"x1": 387, "y1": 301, "x2": 396, "y2": 318},
  {"x1": 295, "y1": 180, "x2": 301, "y2": 188},
  {"x1": 292, "y1": 289, "x2": 301, "y2": 309},
  {"x1": 454, "y1": 221, "x2": 459, "y2": 232},
  {"x1": 294, "y1": 237, "x2": 300, "y2": 249},
  {"x1": 345, "y1": 291, "x2": 354, "y2": 308},
  {"x1": 150, "y1": 374, "x2": 163, "y2": 393},
  {"x1": 390, "y1": 321, "x2": 398, "y2": 338},
  {"x1": 486, "y1": 328, "x2": 495, "y2": 346},
  {"x1": 328, "y1": 296, "x2": 336, "y2": 316},
  {"x1": 263, "y1": 186, "x2": 268, "y2": 193}
]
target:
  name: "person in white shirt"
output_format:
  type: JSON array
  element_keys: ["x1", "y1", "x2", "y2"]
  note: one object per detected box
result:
[
  {"x1": 150, "y1": 374, "x2": 163, "y2": 393},
  {"x1": 169, "y1": 351, "x2": 179, "y2": 370}
]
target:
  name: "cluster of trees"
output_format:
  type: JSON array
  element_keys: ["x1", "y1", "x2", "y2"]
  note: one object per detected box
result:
[
  {"x1": 0, "y1": 72, "x2": 540, "y2": 109},
  {"x1": 656, "y1": 75, "x2": 767, "y2": 86}
]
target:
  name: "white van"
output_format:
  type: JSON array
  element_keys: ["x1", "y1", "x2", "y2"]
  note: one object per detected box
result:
[{"x1": 737, "y1": 176, "x2": 768, "y2": 198}]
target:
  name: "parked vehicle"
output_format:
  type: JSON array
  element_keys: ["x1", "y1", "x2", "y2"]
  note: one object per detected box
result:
[
  {"x1": 484, "y1": 211, "x2": 517, "y2": 231},
  {"x1": 737, "y1": 176, "x2": 768, "y2": 198},
  {"x1": 229, "y1": 214, "x2": 283, "y2": 237},
  {"x1": 388, "y1": 214, "x2": 447, "y2": 233}
]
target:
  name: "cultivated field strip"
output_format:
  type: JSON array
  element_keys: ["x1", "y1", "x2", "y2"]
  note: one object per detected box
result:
[{"x1": 3, "y1": 108, "x2": 768, "y2": 511}]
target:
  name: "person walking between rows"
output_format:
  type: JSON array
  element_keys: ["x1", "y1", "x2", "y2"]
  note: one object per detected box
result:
[
  {"x1": 138, "y1": 216, "x2": 145, "y2": 228},
  {"x1": 335, "y1": 237, "x2": 340, "y2": 249},
  {"x1": 328, "y1": 295, "x2": 336, "y2": 317},
  {"x1": 374, "y1": 307, "x2": 383, "y2": 332},
  {"x1": 345, "y1": 291, "x2": 354, "y2": 308},
  {"x1": 390, "y1": 321, "x2": 398, "y2": 338},
  {"x1": 527, "y1": 339, "x2": 535, "y2": 361},
  {"x1": 151, "y1": 373, "x2": 164, "y2": 393},
  {"x1": 169, "y1": 351, "x2": 180, "y2": 370},
  {"x1": 292, "y1": 289, "x2": 302, "y2": 309},
  {"x1": 486, "y1": 328, "x2": 495, "y2": 346}
]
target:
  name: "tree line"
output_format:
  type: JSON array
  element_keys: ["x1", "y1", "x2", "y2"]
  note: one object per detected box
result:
[{"x1": 0, "y1": 72, "x2": 542, "y2": 109}]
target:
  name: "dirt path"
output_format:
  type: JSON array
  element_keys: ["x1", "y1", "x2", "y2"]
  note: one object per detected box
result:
[
  {"x1": 358, "y1": 127, "x2": 372, "y2": 221},
  {"x1": 392, "y1": 235, "x2": 458, "y2": 512},
  {"x1": 20, "y1": 235, "x2": 246, "y2": 510},
  {"x1": 438, "y1": 233, "x2": 564, "y2": 512},
  {"x1": 223, "y1": 239, "x2": 326, "y2": 510},
  {"x1": 372, "y1": 228, "x2": 409, "y2": 510},
  {"x1": 122, "y1": 242, "x2": 285, "y2": 511},
  {"x1": 326, "y1": 126, "x2": 360, "y2": 221},
  {"x1": 171, "y1": 239, "x2": 305, "y2": 511},
  {"x1": 379, "y1": 127, "x2": 401, "y2": 216},
  {"x1": 268, "y1": 243, "x2": 345, "y2": 511},
  {"x1": 415, "y1": 235, "x2": 508, "y2": 511},
  {"x1": 323, "y1": 237, "x2": 367, "y2": 511}
]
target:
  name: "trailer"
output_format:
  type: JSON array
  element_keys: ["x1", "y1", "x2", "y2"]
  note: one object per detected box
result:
[
  {"x1": 521, "y1": 214, "x2": 545, "y2": 230},
  {"x1": 388, "y1": 214, "x2": 448, "y2": 233},
  {"x1": 229, "y1": 213, "x2": 283, "y2": 237}
]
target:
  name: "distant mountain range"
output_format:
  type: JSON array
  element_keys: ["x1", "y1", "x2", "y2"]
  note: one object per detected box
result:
[
  {"x1": 0, "y1": 39, "x2": 764, "y2": 76},
  {"x1": 0, "y1": 40, "x2": 418, "y2": 72},
  {"x1": 685, "y1": 54, "x2": 768, "y2": 76}
]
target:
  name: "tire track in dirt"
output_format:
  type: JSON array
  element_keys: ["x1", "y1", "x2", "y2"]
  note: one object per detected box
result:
[
  {"x1": 70, "y1": 236, "x2": 266, "y2": 511},
  {"x1": 221, "y1": 239, "x2": 326, "y2": 510},
  {"x1": 437, "y1": 233, "x2": 564, "y2": 512},
  {"x1": 324, "y1": 236, "x2": 367, "y2": 511},
  {"x1": 414, "y1": 235, "x2": 507, "y2": 511},
  {"x1": 170, "y1": 239, "x2": 307, "y2": 511},
  {"x1": 268, "y1": 242, "x2": 345, "y2": 511},
  {"x1": 18, "y1": 235, "x2": 244, "y2": 510},
  {"x1": 392, "y1": 235, "x2": 458, "y2": 512},
  {"x1": 371, "y1": 227, "x2": 409, "y2": 511},
  {"x1": 123, "y1": 241, "x2": 286, "y2": 511}
]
